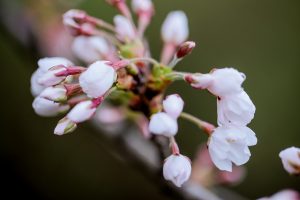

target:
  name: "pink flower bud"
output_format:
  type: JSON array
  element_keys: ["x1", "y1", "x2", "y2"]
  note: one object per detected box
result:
[
  {"x1": 279, "y1": 147, "x2": 300, "y2": 175},
  {"x1": 39, "y1": 87, "x2": 67, "y2": 102},
  {"x1": 161, "y1": 11, "x2": 189, "y2": 45},
  {"x1": 67, "y1": 100, "x2": 97, "y2": 123},
  {"x1": 32, "y1": 96, "x2": 70, "y2": 117},
  {"x1": 79, "y1": 61, "x2": 117, "y2": 98},
  {"x1": 149, "y1": 112, "x2": 178, "y2": 137},
  {"x1": 114, "y1": 15, "x2": 136, "y2": 42},
  {"x1": 54, "y1": 117, "x2": 77, "y2": 135},
  {"x1": 163, "y1": 94, "x2": 184, "y2": 119},
  {"x1": 163, "y1": 154, "x2": 191, "y2": 187},
  {"x1": 176, "y1": 41, "x2": 196, "y2": 59}
]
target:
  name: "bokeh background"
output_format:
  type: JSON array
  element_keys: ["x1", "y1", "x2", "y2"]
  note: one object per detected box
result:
[{"x1": 0, "y1": 0, "x2": 299, "y2": 199}]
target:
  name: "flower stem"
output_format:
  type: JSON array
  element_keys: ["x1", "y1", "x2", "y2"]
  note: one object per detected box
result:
[
  {"x1": 180, "y1": 112, "x2": 215, "y2": 135},
  {"x1": 129, "y1": 57, "x2": 160, "y2": 66}
]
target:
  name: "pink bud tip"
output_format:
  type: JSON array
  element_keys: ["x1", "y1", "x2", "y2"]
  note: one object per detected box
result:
[{"x1": 176, "y1": 41, "x2": 196, "y2": 59}]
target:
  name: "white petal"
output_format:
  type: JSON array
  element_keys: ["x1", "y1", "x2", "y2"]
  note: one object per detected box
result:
[
  {"x1": 38, "y1": 57, "x2": 73, "y2": 72},
  {"x1": 30, "y1": 69, "x2": 46, "y2": 96},
  {"x1": 32, "y1": 97, "x2": 69, "y2": 117},
  {"x1": 208, "y1": 68, "x2": 245, "y2": 97},
  {"x1": 38, "y1": 68, "x2": 66, "y2": 86},
  {"x1": 67, "y1": 100, "x2": 96, "y2": 123},
  {"x1": 190, "y1": 74, "x2": 213, "y2": 89},
  {"x1": 217, "y1": 91, "x2": 255, "y2": 126},
  {"x1": 79, "y1": 61, "x2": 116, "y2": 98},
  {"x1": 163, "y1": 94, "x2": 184, "y2": 119},
  {"x1": 161, "y1": 11, "x2": 189, "y2": 45},
  {"x1": 149, "y1": 112, "x2": 178, "y2": 137},
  {"x1": 39, "y1": 87, "x2": 67, "y2": 102},
  {"x1": 208, "y1": 125, "x2": 257, "y2": 171}
]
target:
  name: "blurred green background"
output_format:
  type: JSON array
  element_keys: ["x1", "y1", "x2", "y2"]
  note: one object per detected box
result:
[{"x1": 0, "y1": 0, "x2": 299, "y2": 199}]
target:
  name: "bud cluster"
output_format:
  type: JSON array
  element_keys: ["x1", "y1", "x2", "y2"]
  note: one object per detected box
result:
[{"x1": 29, "y1": 0, "x2": 264, "y2": 188}]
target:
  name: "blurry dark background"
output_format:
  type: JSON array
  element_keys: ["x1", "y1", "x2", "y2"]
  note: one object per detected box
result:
[{"x1": 0, "y1": 0, "x2": 299, "y2": 199}]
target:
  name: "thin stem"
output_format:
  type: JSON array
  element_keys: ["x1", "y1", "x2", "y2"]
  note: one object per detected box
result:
[
  {"x1": 129, "y1": 57, "x2": 160, "y2": 66},
  {"x1": 165, "y1": 71, "x2": 190, "y2": 81},
  {"x1": 169, "y1": 136, "x2": 180, "y2": 155},
  {"x1": 180, "y1": 112, "x2": 215, "y2": 135}
]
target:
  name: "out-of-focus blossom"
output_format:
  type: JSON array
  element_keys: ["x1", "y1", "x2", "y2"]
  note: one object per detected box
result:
[
  {"x1": 161, "y1": 11, "x2": 189, "y2": 45},
  {"x1": 279, "y1": 147, "x2": 300, "y2": 175},
  {"x1": 257, "y1": 189, "x2": 300, "y2": 200},
  {"x1": 163, "y1": 154, "x2": 191, "y2": 187},
  {"x1": 208, "y1": 125, "x2": 257, "y2": 171},
  {"x1": 72, "y1": 36, "x2": 112, "y2": 63},
  {"x1": 79, "y1": 61, "x2": 117, "y2": 98},
  {"x1": 114, "y1": 15, "x2": 136, "y2": 42}
]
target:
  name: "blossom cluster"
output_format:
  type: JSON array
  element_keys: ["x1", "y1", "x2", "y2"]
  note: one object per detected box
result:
[{"x1": 30, "y1": 0, "x2": 259, "y2": 188}]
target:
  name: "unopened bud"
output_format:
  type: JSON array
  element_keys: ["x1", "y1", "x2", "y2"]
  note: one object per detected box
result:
[
  {"x1": 32, "y1": 96, "x2": 70, "y2": 117},
  {"x1": 67, "y1": 100, "x2": 98, "y2": 123},
  {"x1": 163, "y1": 154, "x2": 191, "y2": 187},
  {"x1": 39, "y1": 86, "x2": 67, "y2": 102},
  {"x1": 54, "y1": 117, "x2": 77, "y2": 135},
  {"x1": 163, "y1": 94, "x2": 184, "y2": 119},
  {"x1": 176, "y1": 41, "x2": 196, "y2": 59}
]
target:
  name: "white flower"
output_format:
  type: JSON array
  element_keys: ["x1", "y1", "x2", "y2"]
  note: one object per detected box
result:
[
  {"x1": 257, "y1": 189, "x2": 300, "y2": 200},
  {"x1": 54, "y1": 118, "x2": 77, "y2": 136},
  {"x1": 31, "y1": 69, "x2": 46, "y2": 96},
  {"x1": 149, "y1": 112, "x2": 178, "y2": 137},
  {"x1": 190, "y1": 68, "x2": 246, "y2": 97},
  {"x1": 132, "y1": 0, "x2": 153, "y2": 14},
  {"x1": 161, "y1": 11, "x2": 189, "y2": 45},
  {"x1": 39, "y1": 87, "x2": 67, "y2": 102},
  {"x1": 72, "y1": 36, "x2": 111, "y2": 63},
  {"x1": 37, "y1": 66, "x2": 67, "y2": 86},
  {"x1": 208, "y1": 125, "x2": 257, "y2": 171},
  {"x1": 279, "y1": 147, "x2": 300, "y2": 175},
  {"x1": 79, "y1": 61, "x2": 116, "y2": 98},
  {"x1": 114, "y1": 15, "x2": 136, "y2": 42},
  {"x1": 67, "y1": 100, "x2": 97, "y2": 123},
  {"x1": 217, "y1": 91, "x2": 255, "y2": 126},
  {"x1": 32, "y1": 96, "x2": 69, "y2": 117},
  {"x1": 38, "y1": 57, "x2": 73, "y2": 72},
  {"x1": 163, "y1": 94, "x2": 184, "y2": 119},
  {"x1": 163, "y1": 154, "x2": 191, "y2": 187}
]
